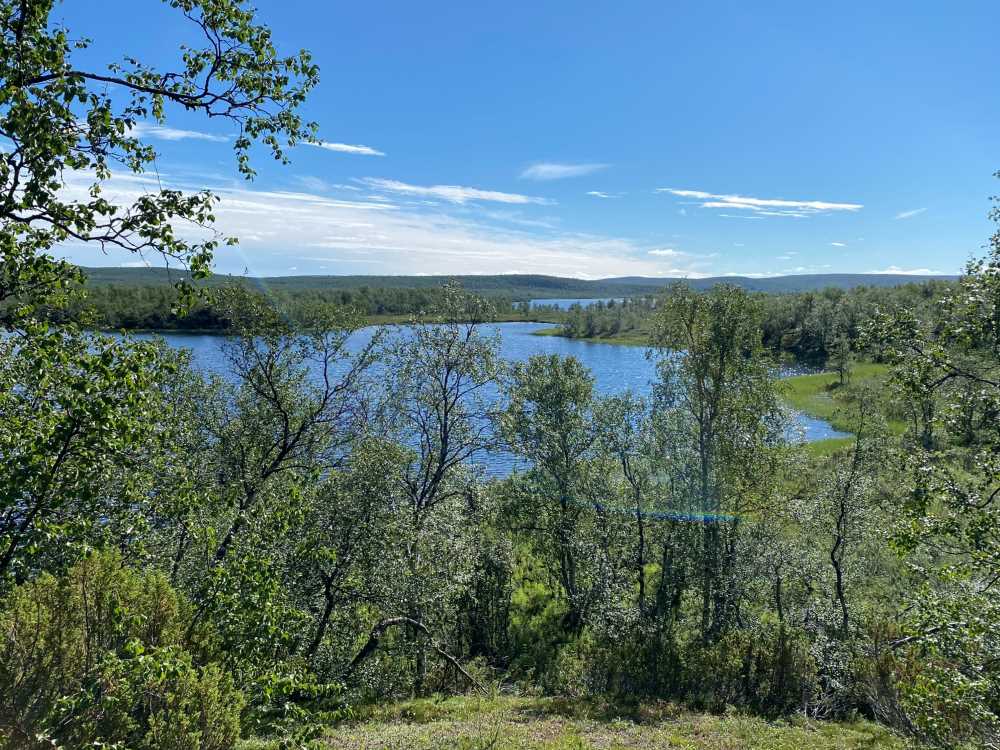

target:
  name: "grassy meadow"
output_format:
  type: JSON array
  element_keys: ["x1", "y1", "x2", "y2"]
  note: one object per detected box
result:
[{"x1": 257, "y1": 696, "x2": 911, "y2": 750}]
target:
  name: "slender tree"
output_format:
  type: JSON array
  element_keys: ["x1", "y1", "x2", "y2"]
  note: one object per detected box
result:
[{"x1": 651, "y1": 283, "x2": 783, "y2": 640}]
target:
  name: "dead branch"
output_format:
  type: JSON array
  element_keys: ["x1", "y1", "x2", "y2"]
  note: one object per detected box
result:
[{"x1": 343, "y1": 616, "x2": 487, "y2": 694}]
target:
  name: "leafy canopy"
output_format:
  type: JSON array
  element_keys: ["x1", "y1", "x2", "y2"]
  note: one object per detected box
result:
[{"x1": 0, "y1": 0, "x2": 319, "y2": 315}]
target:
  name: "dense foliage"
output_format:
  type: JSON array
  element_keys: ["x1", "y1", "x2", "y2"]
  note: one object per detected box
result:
[
  {"x1": 560, "y1": 281, "x2": 951, "y2": 367},
  {"x1": 7, "y1": 280, "x2": 534, "y2": 330},
  {"x1": 12, "y1": 273, "x2": 998, "y2": 747}
]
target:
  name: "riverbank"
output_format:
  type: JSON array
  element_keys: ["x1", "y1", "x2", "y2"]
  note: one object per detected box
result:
[
  {"x1": 256, "y1": 695, "x2": 909, "y2": 750},
  {"x1": 780, "y1": 362, "x2": 906, "y2": 455}
]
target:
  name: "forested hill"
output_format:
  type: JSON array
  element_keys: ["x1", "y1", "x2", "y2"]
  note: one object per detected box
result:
[{"x1": 79, "y1": 267, "x2": 957, "y2": 299}]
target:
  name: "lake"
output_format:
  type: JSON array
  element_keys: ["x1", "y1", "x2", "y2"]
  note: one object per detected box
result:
[
  {"x1": 530, "y1": 297, "x2": 624, "y2": 310},
  {"x1": 144, "y1": 322, "x2": 847, "y2": 475}
]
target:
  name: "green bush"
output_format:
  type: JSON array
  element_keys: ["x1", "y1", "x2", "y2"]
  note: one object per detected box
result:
[
  {"x1": 54, "y1": 646, "x2": 244, "y2": 750},
  {"x1": 532, "y1": 620, "x2": 819, "y2": 717},
  {"x1": 508, "y1": 554, "x2": 569, "y2": 683},
  {"x1": 0, "y1": 551, "x2": 243, "y2": 749},
  {"x1": 677, "y1": 623, "x2": 817, "y2": 714}
]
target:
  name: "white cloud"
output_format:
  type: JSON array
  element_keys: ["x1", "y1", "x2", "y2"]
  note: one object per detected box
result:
[
  {"x1": 128, "y1": 122, "x2": 229, "y2": 142},
  {"x1": 657, "y1": 188, "x2": 863, "y2": 217},
  {"x1": 360, "y1": 177, "x2": 552, "y2": 205},
  {"x1": 307, "y1": 141, "x2": 385, "y2": 157},
  {"x1": 55, "y1": 170, "x2": 719, "y2": 278},
  {"x1": 830, "y1": 242, "x2": 847, "y2": 247},
  {"x1": 586, "y1": 191, "x2": 612, "y2": 199},
  {"x1": 894, "y1": 207, "x2": 927, "y2": 220},
  {"x1": 721, "y1": 271, "x2": 775, "y2": 278},
  {"x1": 648, "y1": 248, "x2": 684, "y2": 257},
  {"x1": 867, "y1": 265, "x2": 946, "y2": 275},
  {"x1": 520, "y1": 162, "x2": 609, "y2": 180}
]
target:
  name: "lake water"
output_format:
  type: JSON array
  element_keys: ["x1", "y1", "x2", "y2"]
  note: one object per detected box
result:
[
  {"x1": 144, "y1": 322, "x2": 847, "y2": 475},
  {"x1": 530, "y1": 297, "x2": 624, "y2": 310}
]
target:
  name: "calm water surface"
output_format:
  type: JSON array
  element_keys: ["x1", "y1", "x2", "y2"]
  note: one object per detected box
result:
[
  {"x1": 530, "y1": 297, "x2": 624, "y2": 310},
  {"x1": 144, "y1": 322, "x2": 846, "y2": 475}
]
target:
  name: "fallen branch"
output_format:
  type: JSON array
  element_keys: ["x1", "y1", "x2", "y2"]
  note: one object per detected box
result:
[
  {"x1": 890, "y1": 621, "x2": 968, "y2": 649},
  {"x1": 343, "y1": 616, "x2": 487, "y2": 694}
]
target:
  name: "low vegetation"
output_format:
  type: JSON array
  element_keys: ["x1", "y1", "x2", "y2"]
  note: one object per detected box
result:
[{"x1": 297, "y1": 695, "x2": 910, "y2": 750}]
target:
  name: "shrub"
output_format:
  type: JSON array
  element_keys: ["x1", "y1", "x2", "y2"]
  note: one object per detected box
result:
[
  {"x1": 673, "y1": 623, "x2": 818, "y2": 714},
  {"x1": 54, "y1": 646, "x2": 243, "y2": 750},
  {"x1": 0, "y1": 550, "x2": 244, "y2": 749}
]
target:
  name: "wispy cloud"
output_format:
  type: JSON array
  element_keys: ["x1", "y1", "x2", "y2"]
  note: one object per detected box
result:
[
  {"x1": 307, "y1": 141, "x2": 385, "y2": 157},
  {"x1": 657, "y1": 188, "x2": 863, "y2": 217},
  {"x1": 586, "y1": 191, "x2": 612, "y2": 199},
  {"x1": 648, "y1": 248, "x2": 684, "y2": 257},
  {"x1": 129, "y1": 122, "x2": 229, "y2": 142},
  {"x1": 830, "y1": 241, "x2": 847, "y2": 247},
  {"x1": 480, "y1": 210, "x2": 559, "y2": 230},
  {"x1": 521, "y1": 162, "x2": 609, "y2": 180},
  {"x1": 360, "y1": 177, "x2": 552, "y2": 205},
  {"x1": 867, "y1": 265, "x2": 946, "y2": 275},
  {"x1": 295, "y1": 175, "x2": 336, "y2": 193},
  {"x1": 781, "y1": 264, "x2": 834, "y2": 274},
  {"x1": 54, "y1": 170, "x2": 721, "y2": 279},
  {"x1": 894, "y1": 207, "x2": 927, "y2": 220}
]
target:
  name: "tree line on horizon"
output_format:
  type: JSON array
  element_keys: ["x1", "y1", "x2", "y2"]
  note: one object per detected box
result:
[{"x1": 6, "y1": 276, "x2": 955, "y2": 371}]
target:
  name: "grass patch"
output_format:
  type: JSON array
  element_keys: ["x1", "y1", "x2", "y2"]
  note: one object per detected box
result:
[
  {"x1": 782, "y1": 362, "x2": 904, "y2": 430},
  {"x1": 296, "y1": 695, "x2": 911, "y2": 750},
  {"x1": 780, "y1": 362, "x2": 911, "y2": 457},
  {"x1": 800, "y1": 436, "x2": 856, "y2": 457}
]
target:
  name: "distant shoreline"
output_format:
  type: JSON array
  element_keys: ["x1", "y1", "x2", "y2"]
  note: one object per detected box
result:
[{"x1": 86, "y1": 314, "x2": 563, "y2": 337}]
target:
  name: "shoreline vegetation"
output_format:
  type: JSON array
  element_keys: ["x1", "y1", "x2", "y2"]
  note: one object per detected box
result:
[
  {"x1": 536, "y1": 326, "x2": 895, "y2": 455},
  {"x1": 59, "y1": 284, "x2": 924, "y2": 458},
  {"x1": 86, "y1": 311, "x2": 564, "y2": 336}
]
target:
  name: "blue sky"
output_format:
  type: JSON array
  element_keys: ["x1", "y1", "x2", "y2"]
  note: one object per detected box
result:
[{"x1": 55, "y1": 1, "x2": 998, "y2": 278}]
